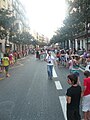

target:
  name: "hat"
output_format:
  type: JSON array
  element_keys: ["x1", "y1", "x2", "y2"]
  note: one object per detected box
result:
[{"x1": 85, "y1": 65, "x2": 90, "y2": 72}]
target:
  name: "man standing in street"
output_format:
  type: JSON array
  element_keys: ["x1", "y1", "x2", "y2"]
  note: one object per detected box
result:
[
  {"x1": 45, "y1": 52, "x2": 56, "y2": 80},
  {"x1": 66, "y1": 74, "x2": 81, "y2": 120}
]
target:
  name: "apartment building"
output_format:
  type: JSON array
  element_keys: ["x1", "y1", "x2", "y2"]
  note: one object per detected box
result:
[
  {"x1": 0, "y1": 0, "x2": 30, "y2": 52},
  {"x1": 0, "y1": 0, "x2": 12, "y2": 52}
]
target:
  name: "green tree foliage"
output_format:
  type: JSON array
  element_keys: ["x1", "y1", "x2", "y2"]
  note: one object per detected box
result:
[
  {"x1": 0, "y1": 9, "x2": 16, "y2": 39},
  {"x1": 11, "y1": 31, "x2": 38, "y2": 45},
  {"x1": 50, "y1": 0, "x2": 90, "y2": 45},
  {"x1": 0, "y1": 9, "x2": 15, "y2": 30}
]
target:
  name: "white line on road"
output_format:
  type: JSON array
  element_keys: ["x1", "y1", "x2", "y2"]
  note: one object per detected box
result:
[
  {"x1": 59, "y1": 96, "x2": 67, "y2": 120},
  {"x1": 55, "y1": 81, "x2": 62, "y2": 90},
  {"x1": 53, "y1": 67, "x2": 58, "y2": 78}
]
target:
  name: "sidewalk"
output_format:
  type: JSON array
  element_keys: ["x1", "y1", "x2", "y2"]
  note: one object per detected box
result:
[
  {"x1": 0, "y1": 60, "x2": 22, "y2": 80},
  {"x1": 0, "y1": 71, "x2": 5, "y2": 80}
]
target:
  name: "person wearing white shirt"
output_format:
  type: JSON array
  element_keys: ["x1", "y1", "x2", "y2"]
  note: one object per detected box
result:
[{"x1": 45, "y1": 52, "x2": 56, "y2": 80}]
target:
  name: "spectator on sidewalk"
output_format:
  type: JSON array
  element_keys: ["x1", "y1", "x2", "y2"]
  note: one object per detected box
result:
[
  {"x1": 68, "y1": 55, "x2": 81, "y2": 85},
  {"x1": 68, "y1": 56, "x2": 74, "y2": 73},
  {"x1": 13, "y1": 50, "x2": 17, "y2": 62},
  {"x1": 85, "y1": 55, "x2": 90, "y2": 73},
  {"x1": 9, "y1": 51, "x2": 14, "y2": 66},
  {"x1": 82, "y1": 71, "x2": 90, "y2": 120},
  {"x1": 36, "y1": 50, "x2": 39, "y2": 60},
  {"x1": 2, "y1": 53, "x2": 10, "y2": 77},
  {"x1": 56, "y1": 51, "x2": 61, "y2": 66},
  {"x1": 66, "y1": 74, "x2": 82, "y2": 120},
  {"x1": 0, "y1": 50, "x2": 4, "y2": 72},
  {"x1": 85, "y1": 55, "x2": 90, "y2": 66}
]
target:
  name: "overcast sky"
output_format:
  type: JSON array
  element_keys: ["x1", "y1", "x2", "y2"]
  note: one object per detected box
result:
[{"x1": 20, "y1": 0, "x2": 66, "y2": 39}]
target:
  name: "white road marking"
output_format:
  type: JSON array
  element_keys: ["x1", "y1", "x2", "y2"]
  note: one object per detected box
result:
[
  {"x1": 55, "y1": 81, "x2": 62, "y2": 90},
  {"x1": 59, "y1": 96, "x2": 67, "y2": 120},
  {"x1": 53, "y1": 67, "x2": 58, "y2": 78}
]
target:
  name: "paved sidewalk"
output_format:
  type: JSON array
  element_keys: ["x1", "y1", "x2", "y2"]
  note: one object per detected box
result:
[
  {"x1": 0, "y1": 56, "x2": 28, "y2": 80},
  {"x1": 0, "y1": 71, "x2": 5, "y2": 80},
  {"x1": 0, "y1": 61, "x2": 22, "y2": 80}
]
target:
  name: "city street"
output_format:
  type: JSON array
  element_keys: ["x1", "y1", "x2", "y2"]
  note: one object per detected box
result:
[
  {"x1": 0, "y1": 0, "x2": 90, "y2": 119},
  {"x1": 0, "y1": 54, "x2": 84, "y2": 120}
]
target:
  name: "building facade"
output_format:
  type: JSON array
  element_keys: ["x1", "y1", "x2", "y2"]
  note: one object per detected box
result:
[
  {"x1": 65, "y1": 0, "x2": 90, "y2": 51},
  {"x1": 0, "y1": 0, "x2": 30, "y2": 52}
]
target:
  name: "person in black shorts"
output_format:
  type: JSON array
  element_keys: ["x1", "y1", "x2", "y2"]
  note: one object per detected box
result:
[{"x1": 66, "y1": 74, "x2": 82, "y2": 120}]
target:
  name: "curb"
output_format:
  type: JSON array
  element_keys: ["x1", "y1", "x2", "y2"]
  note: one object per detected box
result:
[{"x1": 0, "y1": 77, "x2": 5, "y2": 80}]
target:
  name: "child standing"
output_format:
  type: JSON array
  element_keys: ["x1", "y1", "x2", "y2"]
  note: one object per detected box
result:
[{"x1": 66, "y1": 74, "x2": 82, "y2": 120}]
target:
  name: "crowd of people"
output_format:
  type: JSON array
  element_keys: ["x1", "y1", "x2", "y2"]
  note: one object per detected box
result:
[
  {"x1": 40, "y1": 48, "x2": 90, "y2": 120},
  {"x1": 66, "y1": 70, "x2": 90, "y2": 120},
  {"x1": 0, "y1": 47, "x2": 90, "y2": 120},
  {"x1": 54, "y1": 48, "x2": 90, "y2": 120},
  {"x1": 0, "y1": 49, "x2": 32, "y2": 77}
]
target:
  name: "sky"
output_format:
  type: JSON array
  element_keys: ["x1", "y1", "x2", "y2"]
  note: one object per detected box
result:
[{"x1": 20, "y1": 0, "x2": 67, "y2": 39}]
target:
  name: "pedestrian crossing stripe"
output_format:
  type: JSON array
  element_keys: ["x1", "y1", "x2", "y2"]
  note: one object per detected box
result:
[
  {"x1": 55, "y1": 81, "x2": 62, "y2": 90},
  {"x1": 59, "y1": 96, "x2": 67, "y2": 120},
  {"x1": 53, "y1": 67, "x2": 58, "y2": 78}
]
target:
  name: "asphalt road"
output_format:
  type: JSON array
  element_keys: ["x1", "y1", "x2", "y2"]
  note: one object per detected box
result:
[{"x1": 0, "y1": 55, "x2": 84, "y2": 120}]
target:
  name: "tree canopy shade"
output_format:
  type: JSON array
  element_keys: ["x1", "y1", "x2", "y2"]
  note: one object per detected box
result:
[
  {"x1": 0, "y1": 9, "x2": 17, "y2": 41},
  {"x1": 0, "y1": 9, "x2": 35, "y2": 45},
  {"x1": 50, "y1": 0, "x2": 90, "y2": 49},
  {"x1": 11, "y1": 31, "x2": 38, "y2": 46},
  {"x1": 0, "y1": 9, "x2": 16, "y2": 30}
]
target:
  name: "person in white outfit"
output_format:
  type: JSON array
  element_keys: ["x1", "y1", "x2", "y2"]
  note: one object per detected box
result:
[{"x1": 45, "y1": 52, "x2": 56, "y2": 80}]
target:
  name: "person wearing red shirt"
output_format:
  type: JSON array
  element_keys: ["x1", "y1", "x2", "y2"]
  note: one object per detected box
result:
[
  {"x1": 56, "y1": 51, "x2": 61, "y2": 66},
  {"x1": 82, "y1": 71, "x2": 90, "y2": 120}
]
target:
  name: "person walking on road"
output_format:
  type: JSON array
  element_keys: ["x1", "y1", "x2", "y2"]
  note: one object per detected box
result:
[
  {"x1": 2, "y1": 53, "x2": 10, "y2": 77},
  {"x1": 45, "y1": 52, "x2": 56, "y2": 80},
  {"x1": 0, "y1": 50, "x2": 4, "y2": 72},
  {"x1": 66, "y1": 74, "x2": 82, "y2": 120},
  {"x1": 82, "y1": 71, "x2": 90, "y2": 120}
]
